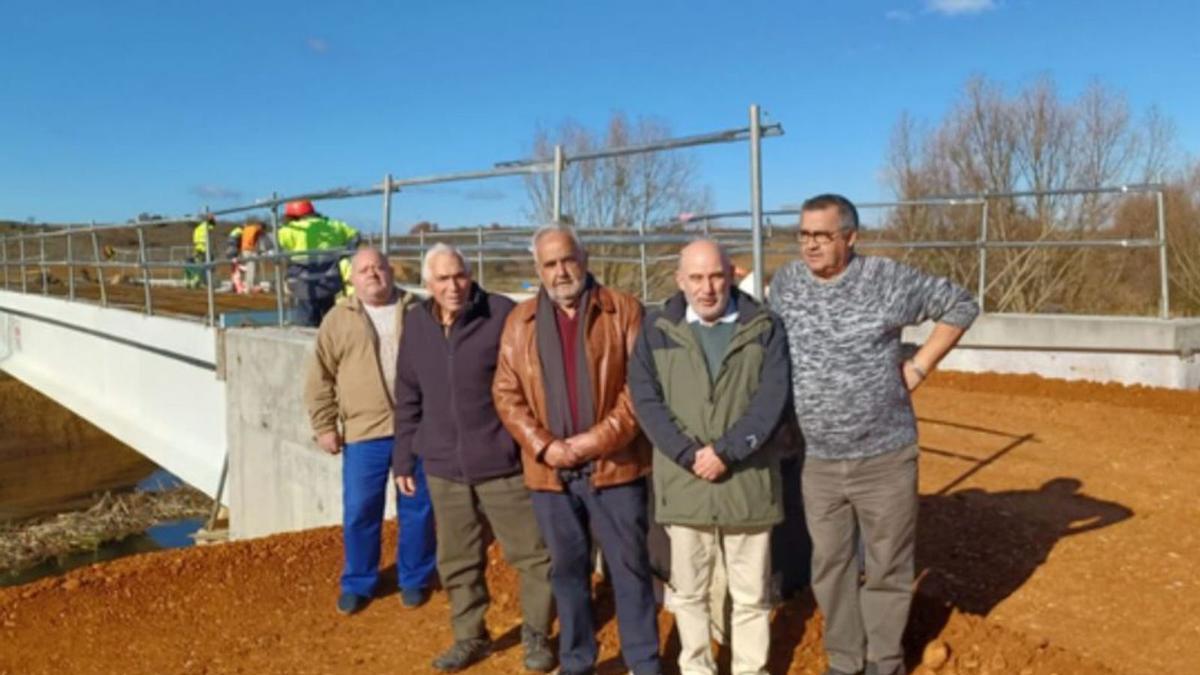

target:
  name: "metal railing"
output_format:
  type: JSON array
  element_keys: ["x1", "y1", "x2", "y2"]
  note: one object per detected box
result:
[
  {"x1": 0, "y1": 105, "x2": 784, "y2": 325},
  {"x1": 714, "y1": 184, "x2": 1170, "y2": 317},
  {"x1": 0, "y1": 182, "x2": 1174, "y2": 320}
]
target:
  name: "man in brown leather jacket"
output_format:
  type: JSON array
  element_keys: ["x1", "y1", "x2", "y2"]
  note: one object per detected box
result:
[{"x1": 493, "y1": 225, "x2": 660, "y2": 675}]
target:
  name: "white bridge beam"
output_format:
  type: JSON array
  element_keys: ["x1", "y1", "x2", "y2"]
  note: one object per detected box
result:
[{"x1": 0, "y1": 290, "x2": 226, "y2": 500}]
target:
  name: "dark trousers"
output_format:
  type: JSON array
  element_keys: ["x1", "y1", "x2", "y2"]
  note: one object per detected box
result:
[
  {"x1": 531, "y1": 477, "x2": 661, "y2": 675},
  {"x1": 426, "y1": 473, "x2": 554, "y2": 641},
  {"x1": 341, "y1": 438, "x2": 437, "y2": 596},
  {"x1": 772, "y1": 455, "x2": 812, "y2": 597},
  {"x1": 291, "y1": 294, "x2": 336, "y2": 328}
]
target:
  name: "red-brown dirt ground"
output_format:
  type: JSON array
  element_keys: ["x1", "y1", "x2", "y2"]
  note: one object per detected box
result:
[{"x1": 1, "y1": 371, "x2": 1197, "y2": 674}]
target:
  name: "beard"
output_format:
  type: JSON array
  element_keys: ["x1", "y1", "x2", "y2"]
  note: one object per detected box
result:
[{"x1": 545, "y1": 275, "x2": 586, "y2": 307}]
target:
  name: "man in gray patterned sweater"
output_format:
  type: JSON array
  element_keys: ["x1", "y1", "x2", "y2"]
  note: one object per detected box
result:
[{"x1": 769, "y1": 194, "x2": 979, "y2": 675}]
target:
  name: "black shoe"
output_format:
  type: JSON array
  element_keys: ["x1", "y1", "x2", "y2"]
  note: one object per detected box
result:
[
  {"x1": 400, "y1": 586, "x2": 430, "y2": 608},
  {"x1": 431, "y1": 638, "x2": 491, "y2": 672},
  {"x1": 336, "y1": 592, "x2": 369, "y2": 615},
  {"x1": 520, "y1": 625, "x2": 555, "y2": 672}
]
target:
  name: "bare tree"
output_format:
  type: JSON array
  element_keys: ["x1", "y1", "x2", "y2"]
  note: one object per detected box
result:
[
  {"x1": 885, "y1": 75, "x2": 1180, "y2": 314},
  {"x1": 524, "y1": 113, "x2": 712, "y2": 296},
  {"x1": 1169, "y1": 163, "x2": 1200, "y2": 313},
  {"x1": 1114, "y1": 161, "x2": 1200, "y2": 315}
]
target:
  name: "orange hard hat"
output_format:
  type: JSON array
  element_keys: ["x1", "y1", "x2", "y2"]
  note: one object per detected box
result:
[{"x1": 285, "y1": 200, "x2": 314, "y2": 218}]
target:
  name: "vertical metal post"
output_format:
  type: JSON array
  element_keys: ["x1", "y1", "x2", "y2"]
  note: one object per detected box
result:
[
  {"x1": 203, "y1": 216, "x2": 215, "y2": 327},
  {"x1": 39, "y1": 235, "x2": 48, "y2": 294},
  {"x1": 1, "y1": 236, "x2": 8, "y2": 289},
  {"x1": 271, "y1": 194, "x2": 285, "y2": 326},
  {"x1": 206, "y1": 455, "x2": 229, "y2": 532},
  {"x1": 419, "y1": 229, "x2": 426, "y2": 261},
  {"x1": 136, "y1": 227, "x2": 153, "y2": 315},
  {"x1": 637, "y1": 220, "x2": 649, "y2": 301},
  {"x1": 18, "y1": 238, "x2": 27, "y2": 293},
  {"x1": 552, "y1": 144, "x2": 565, "y2": 224},
  {"x1": 1156, "y1": 189, "x2": 1170, "y2": 319},
  {"x1": 476, "y1": 226, "x2": 485, "y2": 287},
  {"x1": 748, "y1": 104, "x2": 765, "y2": 300},
  {"x1": 381, "y1": 173, "x2": 393, "y2": 257},
  {"x1": 66, "y1": 229, "x2": 76, "y2": 301},
  {"x1": 977, "y1": 199, "x2": 989, "y2": 313},
  {"x1": 90, "y1": 225, "x2": 107, "y2": 307}
]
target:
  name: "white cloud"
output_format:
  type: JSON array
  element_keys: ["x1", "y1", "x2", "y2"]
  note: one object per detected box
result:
[
  {"x1": 885, "y1": 9, "x2": 913, "y2": 21},
  {"x1": 926, "y1": 0, "x2": 997, "y2": 15},
  {"x1": 190, "y1": 185, "x2": 244, "y2": 201},
  {"x1": 305, "y1": 37, "x2": 329, "y2": 54}
]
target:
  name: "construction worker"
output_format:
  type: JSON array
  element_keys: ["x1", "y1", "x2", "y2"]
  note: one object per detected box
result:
[
  {"x1": 277, "y1": 200, "x2": 361, "y2": 326},
  {"x1": 235, "y1": 220, "x2": 268, "y2": 294},
  {"x1": 185, "y1": 214, "x2": 216, "y2": 289},
  {"x1": 226, "y1": 225, "x2": 245, "y2": 293}
]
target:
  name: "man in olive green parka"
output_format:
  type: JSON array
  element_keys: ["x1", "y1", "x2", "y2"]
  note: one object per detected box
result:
[{"x1": 629, "y1": 240, "x2": 791, "y2": 675}]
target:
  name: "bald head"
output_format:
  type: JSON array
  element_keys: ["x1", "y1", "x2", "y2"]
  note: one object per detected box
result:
[
  {"x1": 352, "y1": 246, "x2": 387, "y2": 269},
  {"x1": 676, "y1": 239, "x2": 733, "y2": 323},
  {"x1": 350, "y1": 247, "x2": 395, "y2": 306},
  {"x1": 678, "y1": 239, "x2": 731, "y2": 273}
]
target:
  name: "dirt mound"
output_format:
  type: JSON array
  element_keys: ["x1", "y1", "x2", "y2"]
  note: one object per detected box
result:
[
  {"x1": 0, "y1": 525, "x2": 1113, "y2": 675},
  {"x1": 925, "y1": 369, "x2": 1200, "y2": 417},
  {"x1": 1, "y1": 371, "x2": 1195, "y2": 673}
]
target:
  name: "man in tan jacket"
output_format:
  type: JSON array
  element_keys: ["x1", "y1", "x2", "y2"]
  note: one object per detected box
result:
[
  {"x1": 493, "y1": 226, "x2": 660, "y2": 675},
  {"x1": 304, "y1": 247, "x2": 436, "y2": 615}
]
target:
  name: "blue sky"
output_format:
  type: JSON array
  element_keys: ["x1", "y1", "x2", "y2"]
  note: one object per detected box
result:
[{"x1": 3, "y1": 0, "x2": 1198, "y2": 231}]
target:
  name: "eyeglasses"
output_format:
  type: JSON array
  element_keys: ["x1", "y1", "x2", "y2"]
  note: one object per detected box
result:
[{"x1": 798, "y1": 229, "x2": 842, "y2": 245}]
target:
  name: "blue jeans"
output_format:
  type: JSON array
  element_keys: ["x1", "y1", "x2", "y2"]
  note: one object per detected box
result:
[
  {"x1": 531, "y1": 477, "x2": 661, "y2": 675},
  {"x1": 341, "y1": 437, "x2": 437, "y2": 596}
]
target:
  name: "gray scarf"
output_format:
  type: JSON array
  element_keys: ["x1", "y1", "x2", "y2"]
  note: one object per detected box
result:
[{"x1": 536, "y1": 278, "x2": 596, "y2": 479}]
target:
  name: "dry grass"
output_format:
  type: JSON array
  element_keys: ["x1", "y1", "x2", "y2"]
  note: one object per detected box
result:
[{"x1": 0, "y1": 488, "x2": 212, "y2": 575}]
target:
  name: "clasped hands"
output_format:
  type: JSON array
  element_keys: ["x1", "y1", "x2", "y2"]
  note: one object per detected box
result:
[
  {"x1": 692, "y1": 445, "x2": 727, "y2": 482},
  {"x1": 542, "y1": 438, "x2": 587, "y2": 468},
  {"x1": 547, "y1": 438, "x2": 728, "y2": 482}
]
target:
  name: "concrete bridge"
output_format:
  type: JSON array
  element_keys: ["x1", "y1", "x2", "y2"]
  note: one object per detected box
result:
[
  {"x1": 0, "y1": 289, "x2": 226, "y2": 498},
  {"x1": 2, "y1": 285, "x2": 1197, "y2": 543}
]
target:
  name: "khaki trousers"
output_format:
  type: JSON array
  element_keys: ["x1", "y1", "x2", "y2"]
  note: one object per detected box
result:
[
  {"x1": 803, "y1": 444, "x2": 919, "y2": 675},
  {"x1": 667, "y1": 524, "x2": 772, "y2": 675},
  {"x1": 426, "y1": 473, "x2": 554, "y2": 641}
]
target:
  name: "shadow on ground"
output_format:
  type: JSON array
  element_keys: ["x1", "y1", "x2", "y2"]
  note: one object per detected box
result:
[{"x1": 907, "y1": 475, "x2": 1133, "y2": 666}]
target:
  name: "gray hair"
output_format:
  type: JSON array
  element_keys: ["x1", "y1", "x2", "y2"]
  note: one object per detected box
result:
[
  {"x1": 530, "y1": 224, "x2": 587, "y2": 263},
  {"x1": 421, "y1": 243, "x2": 472, "y2": 283},
  {"x1": 801, "y1": 193, "x2": 860, "y2": 233}
]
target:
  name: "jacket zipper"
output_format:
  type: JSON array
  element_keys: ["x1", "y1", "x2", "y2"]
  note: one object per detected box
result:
[
  {"x1": 582, "y1": 299, "x2": 601, "y2": 494},
  {"x1": 445, "y1": 316, "x2": 469, "y2": 483}
]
